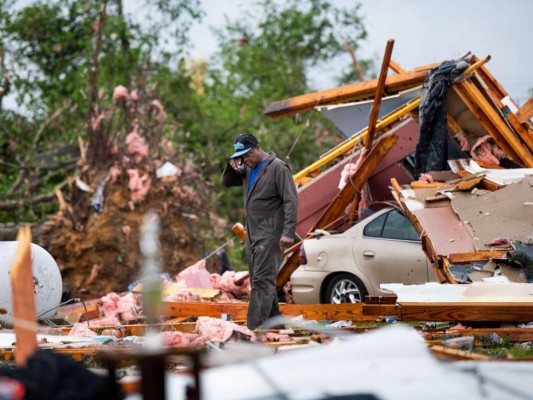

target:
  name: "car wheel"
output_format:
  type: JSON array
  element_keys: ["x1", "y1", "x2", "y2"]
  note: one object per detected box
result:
[{"x1": 325, "y1": 273, "x2": 368, "y2": 304}]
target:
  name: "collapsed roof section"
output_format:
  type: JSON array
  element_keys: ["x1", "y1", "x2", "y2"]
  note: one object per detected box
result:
[{"x1": 263, "y1": 52, "x2": 533, "y2": 288}]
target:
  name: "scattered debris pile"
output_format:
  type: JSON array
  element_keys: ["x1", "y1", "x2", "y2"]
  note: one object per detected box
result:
[{"x1": 262, "y1": 52, "x2": 533, "y2": 290}]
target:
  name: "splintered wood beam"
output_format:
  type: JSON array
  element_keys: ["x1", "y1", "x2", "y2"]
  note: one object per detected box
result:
[
  {"x1": 452, "y1": 83, "x2": 522, "y2": 164},
  {"x1": 469, "y1": 58, "x2": 533, "y2": 152},
  {"x1": 446, "y1": 113, "x2": 463, "y2": 135},
  {"x1": 428, "y1": 328, "x2": 533, "y2": 342},
  {"x1": 457, "y1": 79, "x2": 533, "y2": 167},
  {"x1": 365, "y1": 39, "x2": 394, "y2": 150},
  {"x1": 397, "y1": 302, "x2": 533, "y2": 321},
  {"x1": 162, "y1": 301, "x2": 533, "y2": 322},
  {"x1": 162, "y1": 302, "x2": 373, "y2": 321},
  {"x1": 448, "y1": 251, "x2": 507, "y2": 264},
  {"x1": 275, "y1": 250, "x2": 300, "y2": 291},
  {"x1": 517, "y1": 97, "x2": 533, "y2": 124},
  {"x1": 388, "y1": 60, "x2": 406, "y2": 74},
  {"x1": 264, "y1": 69, "x2": 428, "y2": 118},
  {"x1": 429, "y1": 345, "x2": 496, "y2": 361},
  {"x1": 11, "y1": 225, "x2": 37, "y2": 366},
  {"x1": 277, "y1": 134, "x2": 399, "y2": 290}
]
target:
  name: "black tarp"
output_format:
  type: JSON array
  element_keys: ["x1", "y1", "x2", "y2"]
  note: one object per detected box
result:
[{"x1": 414, "y1": 59, "x2": 469, "y2": 178}]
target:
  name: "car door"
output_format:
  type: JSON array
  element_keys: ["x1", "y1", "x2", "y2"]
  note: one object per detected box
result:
[{"x1": 351, "y1": 209, "x2": 429, "y2": 294}]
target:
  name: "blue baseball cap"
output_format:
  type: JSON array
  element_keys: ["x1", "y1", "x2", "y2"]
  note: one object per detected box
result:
[{"x1": 230, "y1": 133, "x2": 259, "y2": 159}]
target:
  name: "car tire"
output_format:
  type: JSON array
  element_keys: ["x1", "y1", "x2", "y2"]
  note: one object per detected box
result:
[{"x1": 324, "y1": 273, "x2": 368, "y2": 304}]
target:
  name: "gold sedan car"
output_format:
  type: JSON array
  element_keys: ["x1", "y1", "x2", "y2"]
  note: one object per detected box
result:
[{"x1": 291, "y1": 207, "x2": 436, "y2": 304}]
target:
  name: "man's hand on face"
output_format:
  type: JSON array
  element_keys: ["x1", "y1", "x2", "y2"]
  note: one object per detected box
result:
[
  {"x1": 279, "y1": 236, "x2": 294, "y2": 250},
  {"x1": 229, "y1": 158, "x2": 241, "y2": 170}
]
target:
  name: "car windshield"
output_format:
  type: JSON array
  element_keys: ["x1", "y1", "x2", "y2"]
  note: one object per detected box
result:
[{"x1": 363, "y1": 209, "x2": 420, "y2": 241}]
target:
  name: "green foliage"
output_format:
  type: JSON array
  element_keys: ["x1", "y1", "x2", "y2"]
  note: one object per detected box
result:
[
  {"x1": 0, "y1": 0, "x2": 371, "y2": 248},
  {"x1": 181, "y1": 0, "x2": 369, "y2": 222}
]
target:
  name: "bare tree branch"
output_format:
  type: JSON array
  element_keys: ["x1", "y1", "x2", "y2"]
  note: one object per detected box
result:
[
  {"x1": 343, "y1": 42, "x2": 365, "y2": 82},
  {"x1": 32, "y1": 100, "x2": 73, "y2": 149},
  {"x1": 0, "y1": 181, "x2": 68, "y2": 210}
]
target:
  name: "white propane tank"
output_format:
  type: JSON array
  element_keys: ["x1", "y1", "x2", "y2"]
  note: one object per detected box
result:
[{"x1": 0, "y1": 241, "x2": 63, "y2": 323}]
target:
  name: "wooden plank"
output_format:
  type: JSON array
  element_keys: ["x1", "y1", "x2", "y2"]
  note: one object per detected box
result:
[
  {"x1": 264, "y1": 69, "x2": 428, "y2": 118},
  {"x1": 398, "y1": 302, "x2": 533, "y2": 322},
  {"x1": 162, "y1": 301, "x2": 375, "y2": 322},
  {"x1": 162, "y1": 300, "x2": 533, "y2": 323},
  {"x1": 470, "y1": 58, "x2": 533, "y2": 152},
  {"x1": 516, "y1": 96, "x2": 533, "y2": 124},
  {"x1": 448, "y1": 250, "x2": 507, "y2": 264},
  {"x1": 10, "y1": 225, "x2": 37, "y2": 366},
  {"x1": 56, "y1": 301, "x2": 100, "y2": 323},
  {"x1": 456, "y1": 80, "x2": 533, "y2": 166},
  {"x1": 364, "y1": 39, "x2": 394, "y2": 149},
  {"x1": 429, "y1": 345, "x2": 497, "y2": 361},
  {"x1": 390, "y1": 177, "x2": 403, "y2": 194},
  {"x1": 388, "y1": 59, "x2": 406, "y2": 74},
  {"x1": 410, "y1": 181, "x2": 444, "y2": 189},
  {"x1": 446, "y1": 113, "x2": 463, "y2": 135},
  {"x1": 428, "y1": 328, "x2": 533, "y2": 342},
  {"x1": 441, "y1": 257, "x2": 458, "y2": 284}
]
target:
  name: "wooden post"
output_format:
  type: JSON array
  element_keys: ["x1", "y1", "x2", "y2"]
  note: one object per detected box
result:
[
  {"x1": 10, "y1": 225, "x2": 37, "y2": 366},
  {"x1": 364, "y1": 39, "x2": 394, "y2": 150}
]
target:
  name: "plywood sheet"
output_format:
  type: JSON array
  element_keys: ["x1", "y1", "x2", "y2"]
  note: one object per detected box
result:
[
  {"x1": 412, "y1": 206, "x2": 476, "y2": 256},
  {"x1": 451, "y1": 176, "x2": 533, "y2": 251}
]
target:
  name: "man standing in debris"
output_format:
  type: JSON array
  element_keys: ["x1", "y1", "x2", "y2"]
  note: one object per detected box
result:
[{"x1": 222, "y1": 133, "x2": 298, "y2": 330}]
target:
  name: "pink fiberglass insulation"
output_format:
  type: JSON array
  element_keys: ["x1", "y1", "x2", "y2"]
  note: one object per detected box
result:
[
  {"x1": 164, "y1": 289, "x2": 202, "y2": 303},
  {"x1": 161, "y1": 331, "x2": 206, "y2": 348},
  {"x1": 112, "y1": 85, "x2": 129, "y2": 102},
  {"x1": 196, "y1": 316, "x2": 256, "y2": 342},
  {"x1": 418, "y1": 173, "x2": 434, "y2": 183},
  {"x1": 99, "y1": 292, "x2": 140, "y2": 323},
  {"x1": 470, "y1": 135, "x2": 505, "y2": 165},
  {"x1": 125, "y1": 130, "x2": 149, "y2": 159},
  {"x1": 209, "y1": 273, "x2": 221, "y2": 288},
  {"x1": 68, "y1": 323, "x2": 97, "y2": 337},
  {"x1": 210, "y1": 271, "x2": 251, "y2": 298},
  {"x1": 127, "y1": 169, "x2": 151, "y2": 203},
  {"x1": 176, "y1": 259, "x2": 213, "y2": 289},
  {"x1": 455, "y1": 131, "x2": 471, "y2": 151},
  {"x1": 108, "y1": 165, "x2": 122, "y2": 183},
  {"x1": 258, "y1": 332, "x2": 291, "y2": 343},
  {"x1": 150, "y1": 99, "x2": 167, "y2": 122}
]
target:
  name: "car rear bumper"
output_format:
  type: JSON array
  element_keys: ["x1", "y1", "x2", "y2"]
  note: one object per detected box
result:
[{"x1": 290, "y1": 268, "x2": 329, "y2": 304}]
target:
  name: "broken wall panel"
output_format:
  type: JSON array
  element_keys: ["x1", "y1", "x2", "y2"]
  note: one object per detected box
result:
[
  {"x1": 411, "y1": 207, "x2": 476, "y2": 256},
  {"x1": 450, "y1": 176, "x2": 533, "y2": 251}
]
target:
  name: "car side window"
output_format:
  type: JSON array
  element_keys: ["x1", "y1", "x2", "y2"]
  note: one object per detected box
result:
[
  {"x1": 381, "y1": 209, "x2": 420, "y2": 241},
  {"x1": 362, "y1": 212, "x2": 387, "y2": 238}
]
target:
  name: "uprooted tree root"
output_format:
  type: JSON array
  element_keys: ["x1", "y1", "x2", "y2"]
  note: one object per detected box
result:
[{"x1": 40, "y1": 86, "x2": 225, "y2": 296}]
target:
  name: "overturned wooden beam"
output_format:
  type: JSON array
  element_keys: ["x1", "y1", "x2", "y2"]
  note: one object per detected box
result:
[
  {"x1": 457, "y1": 79, "x2": 533, "y2": 166},
  {"x1": 516, "y1": 96, "x2": 533, "y2": 125},
  {"x1": 162, "y1": 301, "x2": 533, "y2": 322},
  {"x1": 364, "y1": 39, "x2": 394, "y2": 150},
  {"x1": 264, "y1": 69, "x2": 428, "y2": 119}
]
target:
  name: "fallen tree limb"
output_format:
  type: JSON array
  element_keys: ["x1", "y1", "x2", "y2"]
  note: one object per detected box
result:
[{"x1": 0, "y1": 181, "x2": 67, "y2": 210}]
